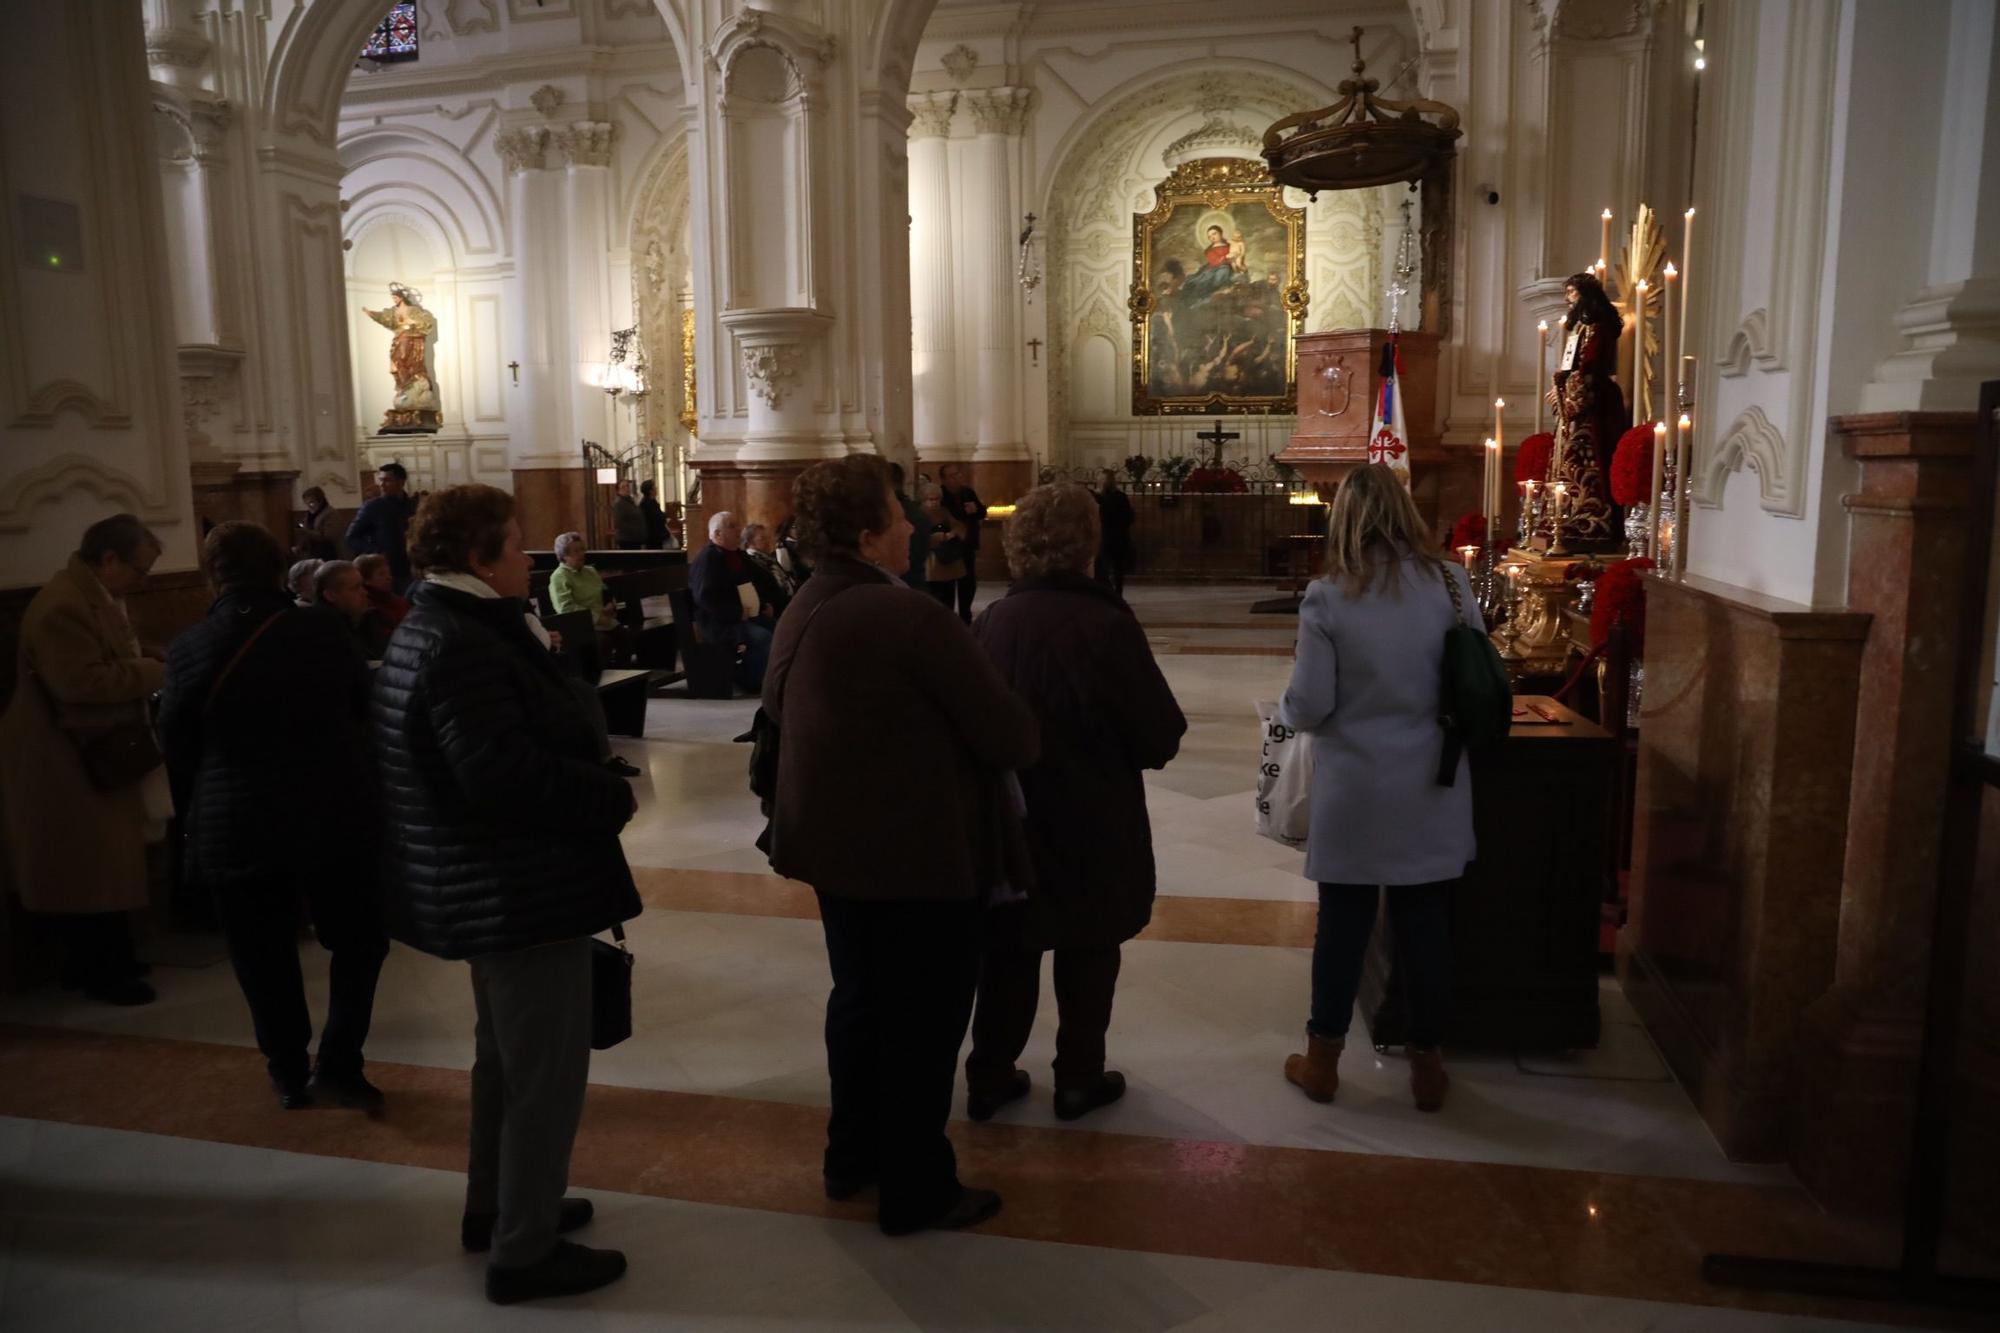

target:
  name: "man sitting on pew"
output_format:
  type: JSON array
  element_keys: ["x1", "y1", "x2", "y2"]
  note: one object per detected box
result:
[{"x1": 689, "y1": 510, "x2": 773, "y2": 692}]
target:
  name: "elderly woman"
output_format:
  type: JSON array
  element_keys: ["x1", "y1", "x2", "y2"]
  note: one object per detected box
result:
[
  {"x1": 919, "y1": 482, "x2": 969, "y2": 610},
  {"x1": 964, "y1": 485, "x2": 1185, "y2": 1121},
  {"x1": 373, "y1": 484, "x2": 639, "y2": 1304},
  {"x1": 0, "y1": 514, "x2": 166, "y2": 1006},
  {"x1": 547, "y1": 532, "x2": 618, "y2": 631},
  {"x1": 160, "y1": 522, "x2": 385, "y2": 1111},
  {"x1": 764, "y1": 454, "x2": 1039, "y2": 1238},
  {"x1": 1278, "y1": 464, "x2": 1477, "y2": 1113},
  {"x1": 287, "y1": 558, "x2": 322, "y2": 608}
]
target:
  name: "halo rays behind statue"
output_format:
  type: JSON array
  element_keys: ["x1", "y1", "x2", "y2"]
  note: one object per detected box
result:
[{"x1": 364, "y1": 282, "x2": 442, "y2": 434}]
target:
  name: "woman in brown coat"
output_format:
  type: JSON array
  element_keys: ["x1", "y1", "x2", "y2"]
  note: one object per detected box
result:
[
  {"x1": 964, "y1": 484, "x2": 1186, "y2": 1121},
  {"x1": 763, "y1": 454, "x2": 1040, "y2": 1239},
  {"x1": 0, "y1": 514, "x2": 166, "y2": 1005}
]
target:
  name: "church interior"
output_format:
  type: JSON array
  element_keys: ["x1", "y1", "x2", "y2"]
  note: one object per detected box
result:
[{"x1": 2, "y1": 0, "x2": 1999, "y2": 1326}]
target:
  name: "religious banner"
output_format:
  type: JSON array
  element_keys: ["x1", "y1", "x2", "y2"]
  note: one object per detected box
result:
[
  {"x1": 1127, "y1": 158, "x2": 1307, "y2": 416},
  {"x1": 1369, "y1": 334, "x2": 1411, "y2": 485}
]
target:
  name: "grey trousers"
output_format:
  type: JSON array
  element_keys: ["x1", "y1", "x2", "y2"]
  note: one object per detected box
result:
[{"x1": 465, "y1": 937, "x2": 593, "y2": 1268}]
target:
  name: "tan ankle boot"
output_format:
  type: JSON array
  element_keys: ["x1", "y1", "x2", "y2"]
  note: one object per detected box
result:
[
  {"x1": 1409, "y1": 1046, "x2": 1449, "y2": 1111},
  {"x1": 1283, "y1": 1031, "x2": 1343, "y2": 1103}
]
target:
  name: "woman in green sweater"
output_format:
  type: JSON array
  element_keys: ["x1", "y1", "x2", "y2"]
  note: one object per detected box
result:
[{"x1": 549, "y1": 532, "x2": 619, "y2": 630}]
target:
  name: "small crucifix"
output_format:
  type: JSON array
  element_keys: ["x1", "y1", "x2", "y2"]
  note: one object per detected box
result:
[
  {"x1": 1195, "y1": 417, "x2": 1239, "y2": 468},
  {"x1": 507, "y1": 360, "x2": 520, "y2": 385},
  {"x1": 1025, "y1": 337, "x2": 1043, "y2": 367}
]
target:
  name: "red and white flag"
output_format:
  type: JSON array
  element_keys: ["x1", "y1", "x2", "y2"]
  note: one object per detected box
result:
[{"x1": 1369, "y1": 335, "x2": 1411, "y2": 487}]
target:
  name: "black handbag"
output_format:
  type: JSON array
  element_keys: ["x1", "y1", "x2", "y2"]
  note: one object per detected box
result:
[
  {"x1": 590, "y1": 922, "x2": 632, "y2": 1050},
  {"x1": 30, "y1": 669, "x2": 163, "y2": 792},
  {"x1": 1435, "y1": 562, "x2": 1514, "y2": 786}
]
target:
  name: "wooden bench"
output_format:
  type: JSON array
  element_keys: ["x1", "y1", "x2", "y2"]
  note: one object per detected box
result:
[
  {"x1": 667, "y1": 586, "x2": 738, "y2": 699},
  {"x1": 595, "y1": 667, "x2": 661, "y2": 737}
]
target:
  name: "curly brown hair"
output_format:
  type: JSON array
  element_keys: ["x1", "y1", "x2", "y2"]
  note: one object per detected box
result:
[
  {"x1": 201, "y1": 521, "x2": 289, "y2": 591},
  {"x1": 1003, "y1": 483, "x2": 1100, "y2": 580},
  {"x1": 407, "y1": 483, "x2": 515, "y2": 574},
  {"x1": 792, "y1": 455, "x2": 894, "y2": 561}
]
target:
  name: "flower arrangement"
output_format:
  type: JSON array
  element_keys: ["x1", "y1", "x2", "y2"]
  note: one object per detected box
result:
[
  {"x1": 1590, "y1": 556, "x2": 1654, "y2": 657},
  {"x1": 1516, "y1": 431, "x2": 1555, "y2": 484},
  {"x1": 1184, "y1": 465, "x2": 1247, "y2": 494},
  {"x1": 1159, "y1": 455, "x2": 1196, "y2": 488},
  {"x1": 1448, "y1": 511, "x2": 1488, "y2": 552},
  {"x1": 1610, "y1": 425, "x2": 1658, "y2": 507},
  {"x1": 1124, "y1": 455, "x2": 1151, "y2": 486}
]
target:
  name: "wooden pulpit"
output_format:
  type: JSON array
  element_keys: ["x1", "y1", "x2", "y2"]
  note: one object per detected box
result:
[{"x1": 1280, "y1": 328, "x2": 1441, "y2": 490}]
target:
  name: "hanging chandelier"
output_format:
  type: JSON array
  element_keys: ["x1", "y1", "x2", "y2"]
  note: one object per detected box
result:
[{"x1": 1262, "y1": 27, "x2": 1462, "y2": 196}]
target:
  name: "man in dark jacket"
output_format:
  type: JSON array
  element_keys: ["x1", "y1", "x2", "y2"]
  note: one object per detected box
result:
[
  {"x1": 963, "y1": 484, "x2": 1185, "y2": 1123},
  {"x1": 159, "y1": 522, "x2": 387, "y2": 1112},
  {"x1": 611, "y1": 478, "x2": 646, "y2": 549},
  {"x1": 344, "y1": 462, "x2": 415, "y2": 586},
  {"x1": 936, "y1": 463, "x2": 987, "y2": 622},
  {"x1": 889, "y1": 462, "x2": 929, "y2": 590},
  {"x1": 639, "y1": 480, "x2": 670, "y2": 549},
  {"x1": 1093, "y1": 469, "x2": 1136, "y2": 596},
  {"x1": 373, "y1": 483, "x2": 638, "y2": 1305},
  {"x1": 689, "y1": 509, "x2": 773, "y2": 690}
]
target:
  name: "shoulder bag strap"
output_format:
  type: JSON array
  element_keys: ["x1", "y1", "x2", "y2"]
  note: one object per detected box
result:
[
  {"x1": 1439, "y1": 559, "x2": 1470, "y2": 628},
  {"x1": 205, "y1": 610, "x2": 286, "y2": 711},
  {"x1": 772, "y1": 582, "x2": 854, "y2": 715}
]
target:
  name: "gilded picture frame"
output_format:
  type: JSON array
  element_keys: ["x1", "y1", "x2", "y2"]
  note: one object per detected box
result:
[{"x1": 1128, "y1": 158, "x2": 1308, "y2": 416}]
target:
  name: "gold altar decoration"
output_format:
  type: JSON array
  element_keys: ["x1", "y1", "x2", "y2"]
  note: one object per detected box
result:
[
  {"x1": 1611, "y1": 204, "x2": 1667, "y2": 423},
  {"x1": 1127, "y1": 157, "x2": 1307, "y2": 416},
  {"x1": 678, "y1": 306, "x2": 697, "y2": 434}
]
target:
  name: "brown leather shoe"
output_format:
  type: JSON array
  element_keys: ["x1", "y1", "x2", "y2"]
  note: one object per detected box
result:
[
  {"x1": 1283, "y1": 1031, "x2": 1342, "y2": 1103},
  {"x1": 1409, "y1": 1045, "x2": 1450, "y2": 1112}
]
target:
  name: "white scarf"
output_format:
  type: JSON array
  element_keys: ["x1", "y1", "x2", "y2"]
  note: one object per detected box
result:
[{"x1": 425, "y1": 569, "x2": 551, "y2": 648}]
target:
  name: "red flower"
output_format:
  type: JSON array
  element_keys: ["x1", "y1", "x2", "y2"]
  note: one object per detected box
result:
[
  {"x1": 1183, "y1": 466, "x2": 1247, "y2": 493},
  {"x1": 1610, "y1": 425, "x2": 1658, "y2": 507},
  {"x1": 1515, "y1": 432, "x2": 1555, "y2": 484},
  {"x1": 1447, "y1": 512, "x2": 1487, "y2": 552},
  {"x1": 1591, "y1": 557, "x2": 1655, "y2": 657}
]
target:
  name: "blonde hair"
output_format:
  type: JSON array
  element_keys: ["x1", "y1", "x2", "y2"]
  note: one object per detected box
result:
[
  {"x1": 1004, "y1": 483, "x2": 1101, "y2": 580},
  {"x1": 1322, "y1": 463, "x2": 1442, "y2": 596}
]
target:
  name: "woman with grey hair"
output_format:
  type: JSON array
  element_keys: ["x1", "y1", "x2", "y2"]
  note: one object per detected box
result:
[
  {"x1": 919, "y1": 482, "x2": 969, "y2": 611},
  {"x1": 965, "y1": 484, "x2": 1184, "y2": 1121},
  {"x1": 740, "y1": 521, "x2": 795, "y2": 617}
]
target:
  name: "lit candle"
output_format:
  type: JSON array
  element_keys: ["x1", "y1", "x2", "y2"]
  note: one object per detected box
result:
[
  {"x1": 1484, "y1": 436, "x2": 1499, "y2": 545},
  {"x1": 1675, "y1": 412, "x2": 1692, "y2": 574},
  {"x1": 1679, "y1": 208, "x2": 1694, "y2": 368},
  {"x1": 1648, "y1": 422, "x2": 1667, "y2": 560},
  {"x1": 1633, "y1": 279, "x2": 1649, "y2": 421},
  {"x1": 1458, "y1": 544, "x2": 1478, "y2": 571},
  {"x1": 1535, "y1": 321, "x2": 1549, "y2": 434},
  {"x1": 1549, "y1": 481, "x2": 1568, "y2": 552},
  {"x1": 1600, "y1": 208, "x2": 1613, "y2": 272},
  {"x1": 1493, "y1": 398, "x2": 1506, "y2": 519},
  {"x1": 1662, "y1": 262, "x2": 1678, "y2": 421}
]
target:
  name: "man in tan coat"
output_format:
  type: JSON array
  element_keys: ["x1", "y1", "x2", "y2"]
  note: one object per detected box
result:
[{"x1": 0, "y1": 514, "x2": 166, "y2": 1005}]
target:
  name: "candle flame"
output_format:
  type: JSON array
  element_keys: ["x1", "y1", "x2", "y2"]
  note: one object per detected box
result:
[
  {"x1": 1685, "y1": 207, "x2": 1696, "y2": 218},
  {"x1": 1536, "y1": 320, "x2": 1548, "y2": 331},
  {"x1": 1636, "y1": 279, "x2": 1648, "y2": 290},
  {"x1": 1485, "y1": 437, "x2": 1497, "y2": 450},
  {"x1": 1602, "y1": 208, "x2": 1613, "y2": 219},
  {"x1": 1494, "y1": 398, "x2": 1505, "y2": 409},
  {"x1": 1664, "y1": 262, "x2": 1677, "y2": 279},
  {"x1": 1678, "y1": 413, "x2": 1692, "y2": 427},
  {"x1": 1653, "y1": 422, "x2": 1666, "y2": 434}
]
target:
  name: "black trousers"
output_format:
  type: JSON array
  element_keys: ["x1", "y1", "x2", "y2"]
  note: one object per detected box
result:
[
  {"x1": 950, "y1": 568, "x2": 977, "y2": 622},
  {"x1": 815, "y1": 891, "x2": 982, "y2": 1233},
  {"x1": 50, "y1": 911, "x2": 139, "y2": 988},
  {"x1": 1308, "y1": 880, "x2": 1455, "y2": 1048},
  {"x1": 213, "y1": 874, "x2": 388, "y2": 1084},
  {"x1": 967, "y1": 940, "x2": 1122, "y2": 1091}
]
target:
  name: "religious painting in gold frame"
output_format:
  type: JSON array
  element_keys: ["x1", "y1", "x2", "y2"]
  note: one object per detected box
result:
[{"x1": 1128, "y1": 158, "x2": 1308, "y2": 416}]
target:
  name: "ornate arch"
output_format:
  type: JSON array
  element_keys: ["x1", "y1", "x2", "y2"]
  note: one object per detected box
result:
[
  {"x1": 1702, "y1": 404, "x2": 1795, "y2": 512},
  {"x1": 338, "y1": 125, "x2": 507, "y2": 259}
]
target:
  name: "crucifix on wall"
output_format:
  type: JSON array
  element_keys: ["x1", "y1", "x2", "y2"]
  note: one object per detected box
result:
[{"x1": 1195, "y1": 418, "x2": 1240, "y2": 468}]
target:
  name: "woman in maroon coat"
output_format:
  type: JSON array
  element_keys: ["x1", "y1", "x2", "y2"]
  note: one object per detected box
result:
[{"x1": 965, "y1": 484, "x2": 1187, "y2": 1121}]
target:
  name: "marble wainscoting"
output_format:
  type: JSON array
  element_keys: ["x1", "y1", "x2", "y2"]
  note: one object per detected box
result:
[{"x1": 1619, "y1": 573, "x2": 1869, "y2": 1163}]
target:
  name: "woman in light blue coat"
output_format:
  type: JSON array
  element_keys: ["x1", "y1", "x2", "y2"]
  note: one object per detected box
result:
[{"x1": 1278, "y1": 464, "x2": 1476, "y2": 1112}]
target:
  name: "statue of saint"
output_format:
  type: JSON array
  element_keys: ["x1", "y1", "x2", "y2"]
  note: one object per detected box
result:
[
  {"x1": 364, "y1": 282, "x2": 442, "y2": 433},
  {"x1": 1543, "y1": 270, "x2": 1626, "y2": 550}
]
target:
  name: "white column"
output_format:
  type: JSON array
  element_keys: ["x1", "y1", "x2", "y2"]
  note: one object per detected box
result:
[
  {"x1": 959, "y1": 87, "x2": 1030, "y2": 463},
  {"x1": 559, "y1": 120, "x2": 617, "y2": 458},
  {"x1": 908, "y1": 93, "x2": 959, "y2": 459},
  {"x1": 499, "y1": 128, "x2": 566, "y2": 466}
]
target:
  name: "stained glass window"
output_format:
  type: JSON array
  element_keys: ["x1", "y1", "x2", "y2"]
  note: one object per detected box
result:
[{"x1": 359, "y1": 3, "x2": 419, "y2": 64}]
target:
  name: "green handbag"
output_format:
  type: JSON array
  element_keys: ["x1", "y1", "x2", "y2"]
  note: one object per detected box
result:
[{"x1": 1436, "y1": 562, "x2": 1514, "y2": 785}]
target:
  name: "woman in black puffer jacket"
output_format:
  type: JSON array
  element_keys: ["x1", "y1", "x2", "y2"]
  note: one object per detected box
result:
[
  {"x1": 372, "y1": 484, "x2": 638, "y2": 1307},
  {"x1": 160, "y1": 521, "x2": 384, "y2": 1112}
]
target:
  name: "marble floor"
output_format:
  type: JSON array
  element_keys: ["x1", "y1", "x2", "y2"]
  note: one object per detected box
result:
[{"x1": 0, "y1": 585, "x2": 1962, "y2": 1330}]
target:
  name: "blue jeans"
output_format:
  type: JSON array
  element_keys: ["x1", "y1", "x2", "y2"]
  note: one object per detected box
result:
[
  {"x1": 721, "y1": 617, "x2": 773, "y2": 693},
  {"x1": 1308, "y1": 880, "x2": 1455, "y2": 1048}
]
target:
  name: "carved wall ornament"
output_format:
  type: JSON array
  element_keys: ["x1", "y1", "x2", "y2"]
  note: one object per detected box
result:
[
  {"x1": 963, "y1": 87, "x2": 1031, "y2": 137},
  {"x1": 189, "y1": 98, "x2": 233, "y2": 161},
  {"x1": 1719, "y1": 308, "x2": 1772, "y2": 378},
  {"x1": 145, "y1": 24, "x2": 211, "y2": 74},
  {"x1": 709, "y1": 10, "x2": 836, "y2": 105},
  {"x1": 444, "y1": 0, "x2": 501, "y2": 36},
  {"x1": 1551, "y1": 0, "x2": 1650, "y2": 42},
  {"x1": 530, "y1": 84, "x2": 565, "y2": 119},
  {"x1": 1163, "y1": 112, "x2": 1262, "y2": 167},
  {"x1": 1703, "y1": 404, "x2": 1796, "y2": 513},
  {"x1": 554, "y1": 120, "x2": 615, "y2": 168},
  {"x1": 740, "y1": 342, "x2": 803, "y2": 409},
  {"x1": 495, "y1": 126, "x2": 550, "y2": 173},
  {"x1": 941, "y1": 44, "x2": 979, "y2": 85},
  {"x1": 908, "y1": 91, "x2": 958, "y2": 140}
]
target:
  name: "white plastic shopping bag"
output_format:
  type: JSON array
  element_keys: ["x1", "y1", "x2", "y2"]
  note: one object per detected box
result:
[{"x1": 1255, "y1": 701, "x2": 1312, "y2": 848}]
